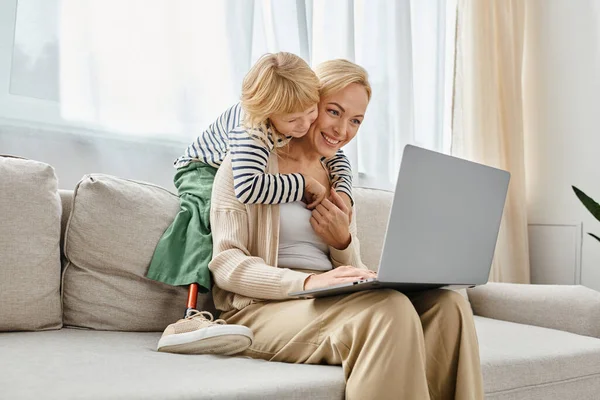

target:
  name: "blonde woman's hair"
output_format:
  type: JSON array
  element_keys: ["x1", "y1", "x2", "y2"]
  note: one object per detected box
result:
[
  {"x1": 241, "y1": 52, "x2": 320, "y2": 136},
  {"x1": 314, "y1": 59, "x2": 372, "y2": 101}
]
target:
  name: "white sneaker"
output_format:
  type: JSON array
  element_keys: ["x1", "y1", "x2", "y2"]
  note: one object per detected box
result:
[{"x1": 157, "y1": 310, "x2": 253, "y2": 355}]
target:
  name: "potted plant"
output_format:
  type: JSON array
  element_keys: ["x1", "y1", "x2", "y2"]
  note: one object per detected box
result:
[{"x1": 572, "y1": 186, "x2": 600, "y2": 243}]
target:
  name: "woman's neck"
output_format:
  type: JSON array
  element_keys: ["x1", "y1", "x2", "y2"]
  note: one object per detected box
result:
[{"x1": 282, "y1": 136, "x2": 322, "y2": 167}]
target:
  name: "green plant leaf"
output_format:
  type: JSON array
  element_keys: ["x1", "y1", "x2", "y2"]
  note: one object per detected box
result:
[
  {"x1": 572, "y1": 186, "x2": 600, "y2": 222},
  {"x1": 589, "y1": 232, "x2": 600, "y2": 243}
]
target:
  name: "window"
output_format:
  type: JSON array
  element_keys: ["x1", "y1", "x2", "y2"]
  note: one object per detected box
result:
[{"x1": 2, "y1": 0, "x2": 457, "y2": 191}]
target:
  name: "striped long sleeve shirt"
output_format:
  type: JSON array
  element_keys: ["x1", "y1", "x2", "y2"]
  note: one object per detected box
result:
[{"x1": 174, "y1": 103, "x2": 353, "y2": 205}]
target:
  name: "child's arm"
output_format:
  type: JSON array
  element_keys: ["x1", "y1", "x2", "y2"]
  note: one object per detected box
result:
[
  {"x1": 324, "y1": 150, "x2": 354, "y2": 209},
  {"x1": 230, "y1": 127, "x2": 326, "y2": 205},
  {"x1": 174, "y1": 103, "x2": 244, "y2": 168}
]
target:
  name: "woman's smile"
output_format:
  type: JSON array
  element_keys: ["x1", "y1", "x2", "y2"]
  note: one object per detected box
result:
[{"x1": 320, "y1": 131, "x2": 341, "y2": 147}]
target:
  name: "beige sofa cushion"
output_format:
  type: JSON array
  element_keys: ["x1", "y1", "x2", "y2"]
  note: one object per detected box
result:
[
  {"x1": 62, "y1": 174, "x2": 213, "y2": 331},
  {"x1": 0, "y1": 155, "x2": 62, "y2": 331},
  {"x1": 0, "y1": 329, "x2": 345, "y2": 399},
  {"x1": 354, "y1": 187, "x2": 394, "y2": 270},
  {"x1": 469, "y1": 283, "x2": 600, "y2": 338},
  {"x1": 475, "y1": 315, "x2": 600, "y2": 399}
]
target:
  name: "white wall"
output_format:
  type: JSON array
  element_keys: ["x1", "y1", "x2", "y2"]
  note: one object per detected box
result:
[{"x1": 524, "y1": 0, "x2": 600, "y2": 290}]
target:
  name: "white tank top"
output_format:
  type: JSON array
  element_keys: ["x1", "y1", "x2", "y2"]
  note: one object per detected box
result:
[{"x1": 278, "y1": 202, "x2": 333, "y2": 271}]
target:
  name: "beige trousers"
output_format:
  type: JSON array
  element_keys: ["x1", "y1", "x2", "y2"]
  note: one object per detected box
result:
[{"x1": 222, "y1": 289, "x2": 484, "y2": 400}]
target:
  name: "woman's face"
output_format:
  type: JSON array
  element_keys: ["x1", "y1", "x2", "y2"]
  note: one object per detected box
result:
[{"x1": 307, "y1": 83, "x2": 369, "y2": 158}]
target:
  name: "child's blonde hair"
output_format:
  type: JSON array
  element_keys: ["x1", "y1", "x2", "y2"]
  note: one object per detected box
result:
[
  {"x1": 314, "y1": 59, "x2": 372, "y2": 101},
  {"x1": 241, "y1": 52, "x2": 320, "y2": 136}
]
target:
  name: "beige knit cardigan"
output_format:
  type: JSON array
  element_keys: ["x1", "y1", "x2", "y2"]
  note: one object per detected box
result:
[{"x1": 209, "y1": 152, "x2": 368, "y2": 312}]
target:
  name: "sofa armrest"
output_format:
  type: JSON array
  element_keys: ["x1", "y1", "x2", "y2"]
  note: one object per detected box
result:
[{"x1": 467, "y1": 282, "x2": 600, "y2": 338}]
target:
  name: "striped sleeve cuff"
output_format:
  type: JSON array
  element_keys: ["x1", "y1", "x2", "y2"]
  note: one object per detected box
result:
[
  {"x1": 293, "y1": 173, "x2": 306, "y2": 203},
  {"x1": 273, "y1": 172, "x2": 305, "y2": 204},
  {"x1": 332, "y1": 182, "x2": 354, "y2": 206}
]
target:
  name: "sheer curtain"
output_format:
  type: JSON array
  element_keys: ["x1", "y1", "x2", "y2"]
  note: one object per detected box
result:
[{"x1": 59, "y1": 0, "x2": 455, "y2": 190}]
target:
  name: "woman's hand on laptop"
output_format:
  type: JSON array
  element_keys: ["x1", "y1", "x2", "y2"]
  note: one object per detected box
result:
[
  {"x1": 303, "y1": 266, "x2": 377, "y2": 290},
  {"x1": 310, "y1": 188, "x2": 352, "y2": 250}
]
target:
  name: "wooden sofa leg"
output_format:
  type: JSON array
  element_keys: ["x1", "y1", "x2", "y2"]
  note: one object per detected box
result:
[{"x1": 185, "y1": 283, "x2": 199, "y2": 318}]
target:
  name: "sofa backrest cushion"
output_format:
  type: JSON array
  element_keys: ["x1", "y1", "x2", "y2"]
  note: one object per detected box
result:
[
  {"x1": 62, "y1": 174, "x2": 214, "y2": 331},
  {"x1": 0, "y1": 155, "x2": 62, "y2": 331},
  {"x1": 353, "y1": 187, "x2": 394, "y2": 270}
]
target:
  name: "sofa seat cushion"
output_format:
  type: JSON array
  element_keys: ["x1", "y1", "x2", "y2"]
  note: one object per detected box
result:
[
  {"x1": 0, "y1": 328, "x2": 344, "y2": 400},
  {"x1": 0, "y1": 155, "x2": 62, "y2": 331},
  {"x1": 476, "y1": 316, "x2": 600, "y2": 399}
]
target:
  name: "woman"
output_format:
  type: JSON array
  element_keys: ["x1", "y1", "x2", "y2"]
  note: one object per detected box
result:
[{"x1": 209, "y1": 59, "x2": 485, "y2": 400}]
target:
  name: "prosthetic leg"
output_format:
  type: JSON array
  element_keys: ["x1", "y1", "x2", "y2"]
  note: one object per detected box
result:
[{"x1": 185, "y1": 283, "x2": 199, "y2": 318}]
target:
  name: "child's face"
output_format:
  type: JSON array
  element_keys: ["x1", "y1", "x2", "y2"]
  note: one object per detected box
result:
[{"x1": 270, "y1": 104, "x2": 318, "y2": 138}]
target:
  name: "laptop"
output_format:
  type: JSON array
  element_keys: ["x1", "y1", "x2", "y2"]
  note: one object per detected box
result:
[{"x1": 289, "y1": 144, "x2": 510, "y2": 298}]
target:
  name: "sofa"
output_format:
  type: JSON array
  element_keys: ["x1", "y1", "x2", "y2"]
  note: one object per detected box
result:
[{"x1": 1, "y1": 155, "x2": 600, "y2": 400}]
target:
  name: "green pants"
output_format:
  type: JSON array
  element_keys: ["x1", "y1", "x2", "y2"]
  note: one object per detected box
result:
[{"x1": 146, "y1": 162, "x2": 217, "y2": 291}]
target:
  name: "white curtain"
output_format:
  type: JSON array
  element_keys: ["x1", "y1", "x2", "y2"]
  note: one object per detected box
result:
[{"x1": 59, "y1": 0, "x2": 455, "y2": 190}]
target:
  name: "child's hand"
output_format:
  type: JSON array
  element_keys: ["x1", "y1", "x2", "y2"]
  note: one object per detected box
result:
[{"x1": 304, "y1": 176, "x2": 327, "y2": 209}]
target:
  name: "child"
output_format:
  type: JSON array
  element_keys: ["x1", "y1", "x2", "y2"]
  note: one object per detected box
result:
[{"x1": 147, "y1": 52, "x2": 354, "y2": 355}]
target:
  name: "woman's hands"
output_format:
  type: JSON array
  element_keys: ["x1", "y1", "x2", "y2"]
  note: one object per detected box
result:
[
  {"x1": 310, "y1": 188, "x2": 352, "y2": 250},
  {"x1": 304, "y1": 266, "x2": 377, "y2": 290}
]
